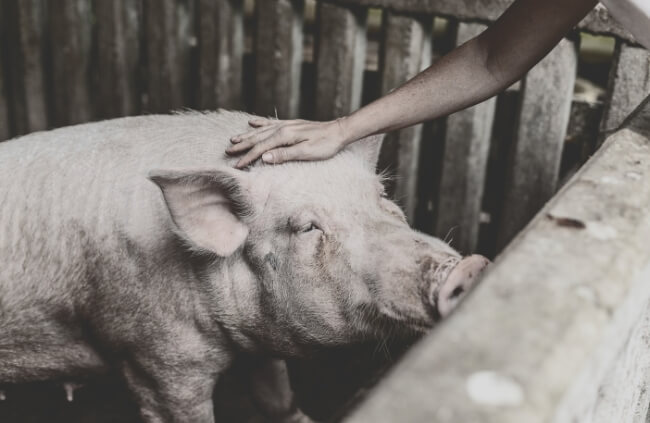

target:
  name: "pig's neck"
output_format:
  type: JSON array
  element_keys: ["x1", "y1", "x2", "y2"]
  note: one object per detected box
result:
[
  {"x1": 203, "y1": 255, "x2": 269, "y2": 352},
  {"x1": 203, "y1": 255, "x2": 310, "y2": 356}
]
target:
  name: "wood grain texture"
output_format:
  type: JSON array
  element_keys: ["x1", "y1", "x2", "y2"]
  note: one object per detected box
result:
[
  {"x1": 324, "y1": 0, "x2": 638, "y2": 44},
  {"x1": 0, "y1": 4, "x2": 10, "y2": 141},
  {"x1": 48, "y1": 0, "x2": 93, "y2": 126},
  {"x1": 376, "y1": 11, "x2": 432, "y2": 224},
  {"x1": 254, "y1": 0, "x2": 304, "y2": 118},
  {"x1": 4, "y1": 0, "x2": 48, "y2": 135},
  {"x1": 94, "y1": 0, "x2": 142, "y2": 119},
  {"x1": 434, "y1": 22, "x2": 495, "y2": 254},
  {"x1": 198, "y1": 0, "x2": 244, "y2": 110},
  {"x1": 497, "y1": 38, "x2": 578, "y2": 249},
  {"x1": 314, "y1": 2, "x2": 367, "y2": 121},
  {"x1": 143, "y1": 0, "x2": 196, "y2": 113},
  {"x1": 599, "y1": 42, "x2": 650, "y2": 134},
  {"x1": 345, "y1": 93, "x2": 650, "y2": 423}
]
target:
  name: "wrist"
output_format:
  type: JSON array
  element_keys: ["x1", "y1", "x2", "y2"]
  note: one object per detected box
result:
[{"x1": 334, "y1": 115, "x2": 361, "y2": 146}]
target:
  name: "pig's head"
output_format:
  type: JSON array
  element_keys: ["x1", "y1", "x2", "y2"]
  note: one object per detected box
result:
[{"x1": 150, "y1": 135, "x2": 488, "y2": 352}]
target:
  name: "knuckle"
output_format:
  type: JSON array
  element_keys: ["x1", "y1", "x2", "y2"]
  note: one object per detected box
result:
[
  {"x1": 277, "y1": 149, "x2": 289, "y2": 161},
  {"x1": 277, "y1": 126, "x2": 291, "y2": 138}
]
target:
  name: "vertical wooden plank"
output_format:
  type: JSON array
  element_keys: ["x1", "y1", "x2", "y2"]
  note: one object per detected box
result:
[
  {"x1": 94, "y1": 0, "x2": 141, "y2": 119},
  {"x1": 376, "y1": 12, "x2": 431, "y2": 223},
  {"x1": 600, "y1": 42, "x2": 650, "y2": 134},
  {"x1": 497, "y1": 38, "x2": 578, "y2": 249},
  {"x1": 48, "y1": 0, "x2": 93, "y2": 126},
  {"x1": 314, "y1": 3, "x2": 367, "y2": 121},
  {"x1": 4, "y1": 0, "x2": 48, "y2": 135},
  {"x1": 0, "y1": 5, "x2": 10, "y2": 140},
  {"x1": 476, "y1": 83, "x2": 521, "y2": 257},
  {"x1": 254, "y1": 0, "x2": 304, "y2": 118},
  {"x1": 143, "y1": 0, "x2": 196, "y2": 113},
  {"x1": 198, "y1": 0, "x2": 244, "y2": 110},
  {"x1": 434, "y1": 22, "x2": 495, "y2": 254}
]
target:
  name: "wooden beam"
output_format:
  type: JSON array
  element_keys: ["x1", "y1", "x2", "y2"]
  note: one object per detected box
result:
[
  {"x1": 377, "y1": 12, "x2": 432, "y2": 224},
  {"x1": 48, "y1": 0, "x2": 93, "y2": 126},
  {"x1": 143, "y1": 0, "x2": 196, "y2": 113},
  {"x1": 600, "y1": 42, "x2": 650, "y2": 134},
  {"x1": 323, "y1": 0, "x2": 638, "y2": 44},
  {"x1": 94, "y1": 0, "x2": 142, "y2": 119},
  {"x1": 254, "y1": 0, "x2": 304, "y2": 119},
  {"x1": 0, "y1": 4, "x2": 10, "y2": 141},
  {"x1": 4, "y1": 0, "x2": 48, "y2": 135},
  {"x1": 314, "y1": 2, "x2": 367, "y2": 121},
  {"x1": 497, "y1": 38, "x2": 578, "y2": 249},
  {"x1": 434, "y1": 22, "x2": 495, "y2": 254},
  {"x1": 198, "y1": 0, "x2": 244, "y2": 110},
  {"x1": 345, "y1": 93, "x2": 650, "y2": 423}
]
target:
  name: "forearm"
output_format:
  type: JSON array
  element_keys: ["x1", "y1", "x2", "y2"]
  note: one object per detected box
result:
[
  {"x1": 228, "y1": 0, "x2": 598, "y2": 167},
  {"x1": 340, "y1": 37, "x2": 499, "y2": 142},
  {"x1": 339, "y1": 0, "x2": 598, "y2": 145}
]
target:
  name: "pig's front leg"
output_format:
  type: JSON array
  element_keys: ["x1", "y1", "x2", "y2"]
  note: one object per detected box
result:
[
  {"x1": 119, "y1": 342, "x2": 229, "y2": 423},
  {"x1": 248, "y1": 359, "x2": 316, "y2": 423}
]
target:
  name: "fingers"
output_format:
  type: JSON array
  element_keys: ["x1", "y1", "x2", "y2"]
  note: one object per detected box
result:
[
  {"x1": 230, "y1": 125, "x2": 275, "y2": 145},
  {"x1": 234, "y1": 132, "x2": 299, "y2": 168},
  {"x1": 248, "y1": 118, "x2": 275, "y2": 128},
  {"x1": 261, "y1": 146, "x2": 305, "y2": 164},
  {"x1": 235, "y1": 144, "x2": 268, "y2": 168}
]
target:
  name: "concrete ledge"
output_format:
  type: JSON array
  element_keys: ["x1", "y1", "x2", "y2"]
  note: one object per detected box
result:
[
  {"x1": 325, "y1": 0, "x2": 639, "y2": 44},
  {"x1": 344, "y1": 97, "x2": 650, "y2": 422}
]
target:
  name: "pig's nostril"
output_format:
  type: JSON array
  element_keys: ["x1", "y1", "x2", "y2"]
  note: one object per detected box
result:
[
  {"x1": 450, "y1": 285, "x2": 464, "y2": 299},
  {"x1": 435, "y1": 254, "x2": 490, "y2": 318}
]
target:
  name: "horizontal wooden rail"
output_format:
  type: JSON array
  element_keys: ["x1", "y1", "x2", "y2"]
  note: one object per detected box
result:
[
  {"x1": 344, "y1": 95, "x2": 650, "y2": 422},
  {"x1": 325, "y1": 0, "x2": 639, "y2": 44}
]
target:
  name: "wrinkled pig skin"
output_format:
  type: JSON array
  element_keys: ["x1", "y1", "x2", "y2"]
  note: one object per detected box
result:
[{"x1": 0, "y1": 111, "x2": 485, "y2": 422}]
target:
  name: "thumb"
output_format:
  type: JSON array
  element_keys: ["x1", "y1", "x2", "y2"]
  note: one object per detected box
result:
[{"x1": 262, "y1": 146, "x2": 304, "y2": 164}]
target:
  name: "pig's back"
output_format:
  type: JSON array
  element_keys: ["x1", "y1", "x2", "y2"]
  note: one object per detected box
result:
[{"x1": 0, "y1": 110, "x2": 252, "y2": 303}]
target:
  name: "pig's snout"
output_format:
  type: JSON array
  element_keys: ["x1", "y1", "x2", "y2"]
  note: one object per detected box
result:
[{"x1": 432, "y1": 254, "x2": 490, "y2": 318}]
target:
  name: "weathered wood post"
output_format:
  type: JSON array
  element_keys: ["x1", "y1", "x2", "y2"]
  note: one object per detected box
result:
[
  {"x1": 94, "y1": 0, "x2": 142, "y2": 119},
  {"x1": 0, "y1": 5, "x2": 10, "y2": 141},
  {"x1": 497, "y1": 38, "x2": 578, "y2": 249},
  {"x1": 48, "y1": 0, "x2": 93, "y2": 126},
  {"x1": 434, "y1": 22, "x2": 496, "y2": 254},
  {"x1": 314, "y1": 2, "x2": 367, "y2": 121},
  {"x1": 254, "y1": 0, "x2": 304, "y2": 119},
  {"x1": 377, "y1": 11, "x2": 432, "y2": 223},
  {"x1": 3, "y1": 0, "x2": 48, "y2": 135},
  {"x1": 599, "y1": 41, "x2": 650, "y2": 134},
  {"x1": 345, "y1": 93, "x2": 650, "y2": 423},
  {"x1": 143, "y1": 0, "x2": 196, "y2": 113},
  {"x1": 198, "y1": 0, "x2": 244, "y2": 110}
]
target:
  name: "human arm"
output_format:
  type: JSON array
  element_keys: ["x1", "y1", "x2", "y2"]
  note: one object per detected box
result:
[{"x1": 227, "y1": 0, "x2": 598, "y2": 168}]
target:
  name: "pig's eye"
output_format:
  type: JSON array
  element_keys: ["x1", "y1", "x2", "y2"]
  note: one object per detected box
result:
[{"x1": 301, "y1": 222, "x2": 321, "y2": 233}]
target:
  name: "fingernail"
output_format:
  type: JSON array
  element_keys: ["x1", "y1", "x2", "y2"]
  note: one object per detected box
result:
[
  {"x1": 262, "y1": 152, "x2": 273, "y2": 163},
  {"x1": 230, "y1": 137, "x2": 240, "y2": 143}
]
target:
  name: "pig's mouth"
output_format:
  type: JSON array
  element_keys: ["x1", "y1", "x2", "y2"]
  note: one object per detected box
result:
[{"x1": 431, "y1": 257, "x2": 462, "y2": 287}]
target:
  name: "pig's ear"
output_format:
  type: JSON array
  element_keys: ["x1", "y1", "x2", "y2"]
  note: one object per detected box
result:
[
  {"x1": 149, "y1": 168, "x2": 251, "y2": 257},
  {"x1": 346, "y1": 134, "x2": 385, "y2": 171}
]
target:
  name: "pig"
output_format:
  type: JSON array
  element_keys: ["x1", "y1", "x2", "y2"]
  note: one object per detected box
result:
[{"x1": 0, "y1": 110, "x2": 489, "y2": 422}]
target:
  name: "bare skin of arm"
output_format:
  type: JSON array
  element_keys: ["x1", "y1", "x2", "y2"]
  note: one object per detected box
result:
[{"x1": 227, "y1": 0, "x2": 598, "y2": 168}]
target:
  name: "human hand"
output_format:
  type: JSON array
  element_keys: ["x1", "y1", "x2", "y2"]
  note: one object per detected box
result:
[{"x1": 226, "y1": 118, "x2": 349, "y2": 168}]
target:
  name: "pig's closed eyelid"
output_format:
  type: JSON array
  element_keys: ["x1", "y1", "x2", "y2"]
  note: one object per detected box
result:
[
  {"x1": 287, "y1": 216, "x2": 321, "y2": 233},
  {"x1": 299, "y1": 222, "x2": 321, "y2": 233}
]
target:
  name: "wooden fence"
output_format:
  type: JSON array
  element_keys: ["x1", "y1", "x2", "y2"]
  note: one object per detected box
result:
[
  {"x1": 0, "y1": 0, "x2": 649, "y2": 257},
  {"x1": 0, "y1": 1, "x2": 649, "y2": 422},
  {"x1": 345, "y1": 89, "x2": 650, "y2": 423}
]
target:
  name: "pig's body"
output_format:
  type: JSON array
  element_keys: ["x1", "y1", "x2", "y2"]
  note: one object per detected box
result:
[
  {"x1": 0, "y1": 111, "x2": 487, "y2": 422},
  {"x1": 0, "y1": 113, "x2": 240, "y2": 378}
]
